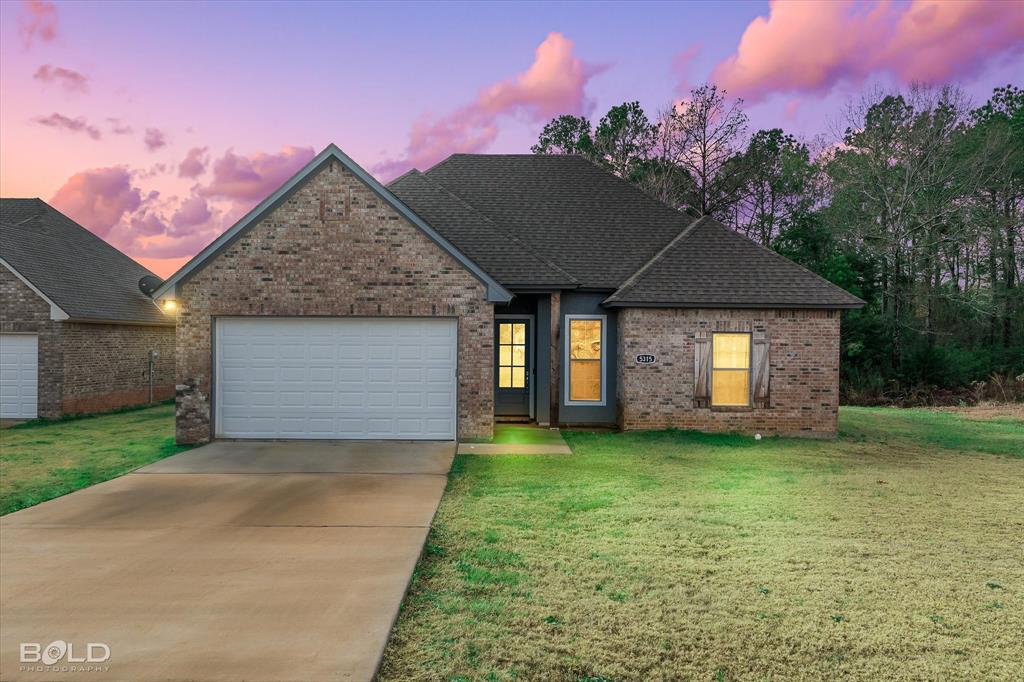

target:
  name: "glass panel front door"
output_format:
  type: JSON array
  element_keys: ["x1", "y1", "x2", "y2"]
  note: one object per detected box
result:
[{"x1": 494, "y1": 318, "x2": 531, "y2": 417}]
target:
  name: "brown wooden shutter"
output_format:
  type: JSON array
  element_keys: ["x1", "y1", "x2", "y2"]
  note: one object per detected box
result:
[
  {"x1": 752, "y1": 331, "x2": 770, "y2": 408},
  {"x1": 694, "y1": 331, "x2": 711, "y2": 407}
]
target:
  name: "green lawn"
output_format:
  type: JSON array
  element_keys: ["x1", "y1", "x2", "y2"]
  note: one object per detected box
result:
[
  {"x1": 380, "y1": 408, "x2": 1024, "y2": 681},
  {"x1": 0, "y1": 402, "x2": 189, "y2": 515}
]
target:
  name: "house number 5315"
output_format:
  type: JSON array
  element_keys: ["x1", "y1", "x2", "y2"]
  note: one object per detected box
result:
[{"x1": 635, "y1": 354, "x2": 656, "y2": 364}]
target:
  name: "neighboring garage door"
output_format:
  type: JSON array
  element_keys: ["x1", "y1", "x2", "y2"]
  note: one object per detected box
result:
[
  {"x1": 0, "y1": 334, "x2": 39, "y2": 419},
  {"x1": 215, "y1": 317, "x2": 457, "y2": 440}
]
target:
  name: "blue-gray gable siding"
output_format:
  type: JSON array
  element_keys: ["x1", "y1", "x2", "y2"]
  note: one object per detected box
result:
[{"x1": 559, "y1": 291, "x2": 618, "y2": 425}]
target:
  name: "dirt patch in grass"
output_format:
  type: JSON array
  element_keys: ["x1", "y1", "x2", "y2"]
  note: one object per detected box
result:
[
  {"x1": 380, "y1": 408, "x2": 1024, "y2": 681},
  {"x1": 927, "y1": 402, "x2": 1024, "y2": 422},
  {"x1": 0, "y1": 402, "x2": 189, "y2": 514}
]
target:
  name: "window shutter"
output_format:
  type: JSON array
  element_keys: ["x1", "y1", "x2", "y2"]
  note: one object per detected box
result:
[
  {"x1": 752, "y1": 331, "x2": 770, "y2": 408},
  {"x1": 693, "y1": 331, "x2": 711, "y2": 407}
]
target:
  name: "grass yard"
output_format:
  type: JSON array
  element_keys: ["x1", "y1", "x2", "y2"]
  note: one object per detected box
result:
[
  {"x1": 380, "y1": 407, "x2": 1024, "y2": 681},
  {"x1": 0, "y1": 402, "x2": 188, "y2": 515}
]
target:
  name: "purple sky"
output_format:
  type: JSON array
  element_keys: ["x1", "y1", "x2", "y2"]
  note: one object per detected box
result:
[{"x1": 1, "y1": 0, "x2": 1021, "y2": 276}]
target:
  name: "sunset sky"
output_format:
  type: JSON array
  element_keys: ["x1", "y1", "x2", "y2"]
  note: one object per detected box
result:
[{"x1": 1, "y1": 0, "x2": 1021, "y2": 278}]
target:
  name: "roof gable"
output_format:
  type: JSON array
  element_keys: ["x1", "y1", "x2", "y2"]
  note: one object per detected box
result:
[
  {"x1": 604, "y1": 216, "x2": 864, "y2": 309},
  {"x1": 154, "y1": 144, "x2": 512, "y2": 303},
  {"x1": 0, "y1": 199, "x2": 169, "y2": 324}
]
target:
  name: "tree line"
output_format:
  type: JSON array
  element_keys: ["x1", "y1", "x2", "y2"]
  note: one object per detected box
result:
[{"x1": 533, "y1": 84, "x2": 1024, "y2": 403}]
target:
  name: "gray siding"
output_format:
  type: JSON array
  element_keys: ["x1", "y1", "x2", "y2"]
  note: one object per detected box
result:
[{"x1": 559, "y1": 291, "x2": 617, "y2": 425}]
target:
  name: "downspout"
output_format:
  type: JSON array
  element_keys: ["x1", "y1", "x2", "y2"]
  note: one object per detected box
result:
[{"x1": 148, "y1": 350, "x2": 158, "y2": 403}]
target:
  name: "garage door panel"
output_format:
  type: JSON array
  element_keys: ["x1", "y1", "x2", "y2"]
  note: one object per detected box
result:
[
  {"x1": 367, "y1": 346, "x2": 394, "y2": 361},
  {"x1": 0, "y1": 335, "x2": 38, "y2": 420},
  {"x1": 367, "y1": 367, "x2": 393, "y2": 383},
  {"x1": 308, "y1": 391, "x2": 335, "y2": 408},
  {"x1": 215, "y1": 318, "x2": 457, "y2": 440},
  {"x1": 337, "y1": 391, "x2": 363, "y2": 407},
  {"x1": 397, "y1": 392, "x2": 424, "y2": 408}
]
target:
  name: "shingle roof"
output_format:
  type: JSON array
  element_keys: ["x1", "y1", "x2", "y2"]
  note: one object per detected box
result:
[
  {"x1": 0, "y1": 198, "x2": 170, "y2": 324},
  {"x1": 388, "y1": 170, "x2": 577, "y2": 288},
  {"x1": 603, "y1": 216, "x2": 864, "y2": 309},
  {"x1": 419, "y1": 154, "x2": 695, "y2": 289}
]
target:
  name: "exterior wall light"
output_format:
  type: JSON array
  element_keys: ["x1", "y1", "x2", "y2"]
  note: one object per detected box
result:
[{"x1": 162, "y1": 299, "x2": 177, "y2": 313}]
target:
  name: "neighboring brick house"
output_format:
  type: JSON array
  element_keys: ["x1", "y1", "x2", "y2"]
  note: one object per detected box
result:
[
  {"x1": 1, "y1": 199, "x2": 175, "y2": 419},
  {"x1": 153, "y1": 144, "x2": 862, "y2": 445}
]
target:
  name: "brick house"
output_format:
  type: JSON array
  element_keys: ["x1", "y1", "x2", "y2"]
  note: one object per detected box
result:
[
  {"x1": 152, "y1": 144, "x2": 862, "y2": 444},
  {"x1": 1, "y1": 199, "x2": 175, "y2": 419}
]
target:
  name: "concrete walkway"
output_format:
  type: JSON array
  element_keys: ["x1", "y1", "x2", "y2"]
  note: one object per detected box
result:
[
  {"x1": 0, "y1": 440, "x2": 455, "y2": 682},
  {"x1": 457, "y1": 424, "x2": 572, "y2": 455}
]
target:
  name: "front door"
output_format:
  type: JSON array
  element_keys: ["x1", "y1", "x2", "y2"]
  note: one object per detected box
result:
[{"x1": 494, "y1": 318, "x2": 532, "y2": 417}]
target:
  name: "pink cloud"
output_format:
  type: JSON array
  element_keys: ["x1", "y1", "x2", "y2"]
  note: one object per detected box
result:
[
  {"x1": 134, "y1": 163, "x2": 170, "y2": 179},
  {"x1": 171, "y1": 196, "x2": 212, "y2": 232},
  {"x1": 45, "y1": 145, "x2": 316, "y2": 273},
  {"x1": 200, "y1": 145, "x2": 315, "y2": 201},
  {"x1": 710, "y1": 0, "x2": 1024, "y2": 103},
  {"x1": 144, "y1": 128, "x2": 167, "y2": 151},
  {"x1": 374, "y1": 32, "x2": 605, "y2": 180},
  {"x1": 883, "y1": 1, "x2": 1024, "y2": 82},
  {"x1": 33, "y1": 64, "x2": 88, "y2": 92},
  {"x1": 104, "y1": 193, "x2": 221, "y2": 261},
  {"x1": 130, "y1": 211, "x2": 167, "y2": 237},
  {"x1": 19, "y1": 0, "x2": 57, "y2": 47},
  {"x1": 178, "y1": 146, "x2": 208, "y2": 178},
  {"x1": 672, "y1": 43, "x2": 702, "y2": 96},
  {"x1": 107, "y1": 118, "x2": 133, "y2": 135},
  {"x1": 784, "y1": 98, "x2": 801, "y2": 121},
  {"x1": 50, "y1": 167, "x2": 142, "y2": 237},
  {"x1": 34, "y1": 112, "x2": 101, "y2": 139}
]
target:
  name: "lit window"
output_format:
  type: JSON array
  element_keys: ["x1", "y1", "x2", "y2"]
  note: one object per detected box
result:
[
  {"x1": 498, "y1": 322, "x2": 526, "y2": 388},
  {"x1": 568, "y1": 317, "x2": 603, "y2": 402},
  {"x1": 712, "y1": 333, "x2": 750, "y2": 406}
]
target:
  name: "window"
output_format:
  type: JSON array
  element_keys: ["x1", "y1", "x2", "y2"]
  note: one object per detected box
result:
[
  {"x1": 712, "y1": 333, "x2": 751, "y2": 406},
  {"x1": 566, "y1": 316, "x2": 604, "y2": 403},
  {"x1": 498, "y1": 322, "x2": 526, "y2": 388}
]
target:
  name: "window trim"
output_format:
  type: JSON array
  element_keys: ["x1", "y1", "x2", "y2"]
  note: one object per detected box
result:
[
  {"x1": 496, "y1": 320, "x2": 528, "y2": 389},
  {"x1": 710, "y1": 331, "x2": 752, "y2": 408},
  {"x1": 564, "y1": 314, "x2": 607, "y2": 406}
]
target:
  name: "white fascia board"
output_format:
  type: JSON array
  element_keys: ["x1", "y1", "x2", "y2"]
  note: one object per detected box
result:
[{"x1": 1, "y1": 257, "x2": 70, "y2": 321}]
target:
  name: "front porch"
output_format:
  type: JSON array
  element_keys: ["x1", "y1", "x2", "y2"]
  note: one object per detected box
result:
[{"x1": 491, "y1": 291, "x2": 619, "y2": 431}]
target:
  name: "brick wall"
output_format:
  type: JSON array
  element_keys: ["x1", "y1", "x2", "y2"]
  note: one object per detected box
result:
[
  {"x1": 61, "y1": 322, "x2": 175, "y2": 414},
  {"x1": 618, "y1": 308, "x2": 841, "y2": 437},
  {"x1": 172, "y1": 158, "x2": 493, "y2": 444},
  {"x1": 0, "y1": 267, "x2": 62, "y2": 418}
]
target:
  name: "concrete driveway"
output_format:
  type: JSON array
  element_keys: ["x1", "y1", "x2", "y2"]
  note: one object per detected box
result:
[{"x1": 0, "y1": 440, "x2": 455, "y2": 682}]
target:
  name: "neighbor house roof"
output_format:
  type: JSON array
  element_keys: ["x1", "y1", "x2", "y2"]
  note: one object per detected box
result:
[
  {"x1": 603, "y1": 216, "x2": 864, "y2": 309},
  {"x1": 415, "y1": 154, "x2": 695, "y2": 289},
  {"x1": 0, "y1": 198, "x2": 171, "y2": 324},
  {"x1": 153, "y1": 144, "x2": 513, "y2": 303}
]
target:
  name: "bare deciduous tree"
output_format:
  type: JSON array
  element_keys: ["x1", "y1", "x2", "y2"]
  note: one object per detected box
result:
[{"x1": 667, "y1": 84, "x2": 749, "y2": 218}]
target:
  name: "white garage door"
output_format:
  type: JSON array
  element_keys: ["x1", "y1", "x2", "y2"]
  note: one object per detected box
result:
[
  {"x1": 0, "y1": 334, "x2": 39, "y2": 419},
  {"x1": 215, "y1": 318, "x2": 457, "y2": 440}
]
